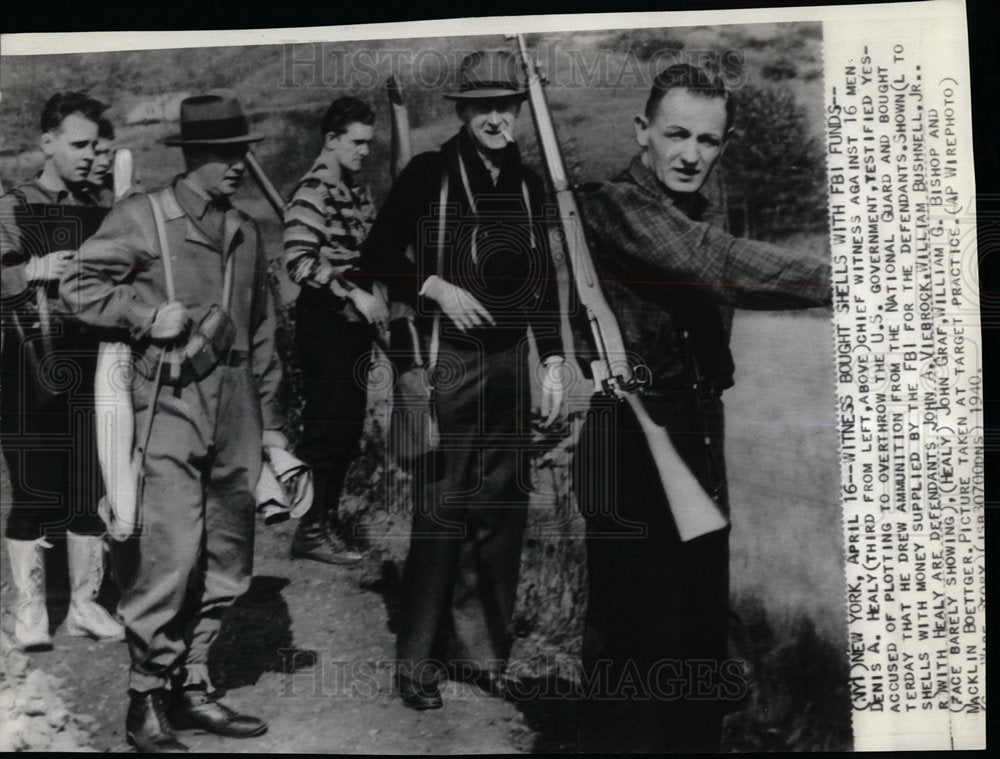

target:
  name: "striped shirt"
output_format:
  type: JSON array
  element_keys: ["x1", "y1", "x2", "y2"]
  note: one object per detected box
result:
[{"x1": 283, "y1": 158, "x2": 374, "y2": 305}]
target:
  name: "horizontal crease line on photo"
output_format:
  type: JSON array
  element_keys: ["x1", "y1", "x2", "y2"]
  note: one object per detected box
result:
[
  {"x1": 66, "y1": 263, "x2": 834, "y2": 294},
  {"x1": 347, "y1": 270, "x2": 834, "y2": 292},
  {"x1": 726, "y1": 417, "x2": 838, "y2": 429}
]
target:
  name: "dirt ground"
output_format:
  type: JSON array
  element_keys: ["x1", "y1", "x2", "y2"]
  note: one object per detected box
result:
[{"x1": 0, "y1": 512, "x2": 575, "y2": 754}]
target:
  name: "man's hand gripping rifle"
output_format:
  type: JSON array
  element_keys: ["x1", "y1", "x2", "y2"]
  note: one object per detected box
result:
[{"x1": 511, "y1": 34, "x2": 728, "y2": 541}]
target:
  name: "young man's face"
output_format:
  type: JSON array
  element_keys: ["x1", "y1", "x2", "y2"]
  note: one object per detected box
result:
[
  {"x1": 88, "y1": 137, "x2": 113, "y2": 186},
  {"x1": 324, "y1": 122, "x2": 374, "y2": 174},
  {"x1": 183, "y1": 143, "x2": 249, "y2": 199},
  {"x1": 41, "y1": 113, "x2": 99, "y2": 187},
  {"x1": 634, "y1": 88, "x2": 728, "y2": 194},
  {"x1": 458, "y1": 98, "x2": 520, "y2": 154}
]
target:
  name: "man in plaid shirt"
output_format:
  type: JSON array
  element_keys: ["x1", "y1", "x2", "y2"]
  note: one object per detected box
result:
[
  {"x1": 284, "y1": 96, "x2": 387, "y2": 565},
  {"x1": 573, "y1": 64, "x2": 831, "y2": 752}
]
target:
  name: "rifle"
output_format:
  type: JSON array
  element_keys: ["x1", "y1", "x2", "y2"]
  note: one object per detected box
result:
[
  {"x1": 246, "y1": 149, "x2": 286, "y2": 219},
  {"x1": 387, "y1": 75, "x2": 413, "y2": 181},
  {"x1": 376, "y1": 76, "x2": 414, "y2": 310},
  {"x1": 511, "y1": 34, "x2": 728, "y2": 542}
]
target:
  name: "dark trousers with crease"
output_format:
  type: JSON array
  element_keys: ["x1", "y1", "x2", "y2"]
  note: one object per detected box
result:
[
  {"x1": 294, "y1": 293, "x2": 372, "y2": 528},
  {"x1": 573, "y1": 392, "x2": 733, "y2": 753},
  {"x1": 396, "y1": 337, "x2": 530, "y2": 681}
]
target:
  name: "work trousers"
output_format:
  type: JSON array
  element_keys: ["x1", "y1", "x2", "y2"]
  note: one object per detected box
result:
[
  {"x1": 396, "y1": 337, "x2": 531, "y2": 681},
  {"x1": 294, "y1": 294, "x2": 372, "y2": 526},
  {"x1": 573, "y1": 392, "x2": 732, "y2": 753},
  {"x1": 115, "y1": 359, "x2": 262, "y2": 694},
  {"x1": 1, "y1": 321, "x2": 104, "y2": 540}
]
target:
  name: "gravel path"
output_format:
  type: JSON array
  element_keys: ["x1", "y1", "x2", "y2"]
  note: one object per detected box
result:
[{"x1": 0, "y1": 515, "x2": 555, "y2": 754}]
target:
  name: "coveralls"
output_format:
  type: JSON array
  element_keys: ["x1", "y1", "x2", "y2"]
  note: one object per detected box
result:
[{"x1": 60, "y1": 177, "x2": 284, "y2": 692}]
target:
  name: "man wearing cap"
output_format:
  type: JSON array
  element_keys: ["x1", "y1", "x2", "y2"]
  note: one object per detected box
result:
[
  {"x1": 61, "y1": 91, "x2": 284, "y2": 752},
  {"x1": 362, "y1": 50, "x2": 565, "y2": 710}
]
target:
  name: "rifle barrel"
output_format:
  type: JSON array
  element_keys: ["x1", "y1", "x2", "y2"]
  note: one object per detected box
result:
[
  {"x1": 388, "y1": 76, "x2": 413, "y2": 181},
  {"x1": 246, "y1": 149, "x2": 285, "y2": 219}
]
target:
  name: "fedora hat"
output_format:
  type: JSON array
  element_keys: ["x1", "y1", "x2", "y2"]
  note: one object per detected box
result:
[
  {"x1": 444, "y1": 50, "x2": 527, "y2": 101},
  {"x1": 164, "y1": 90, "x2": 264, "y2": 146}
]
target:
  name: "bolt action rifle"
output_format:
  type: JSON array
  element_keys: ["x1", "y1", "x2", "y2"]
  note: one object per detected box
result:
[
  {"x1": 245, "y1": 149, "x2": 286, "y2": 219},
  {"x1": 511, "y1": 34, "x2": 728, "y2": 541}
]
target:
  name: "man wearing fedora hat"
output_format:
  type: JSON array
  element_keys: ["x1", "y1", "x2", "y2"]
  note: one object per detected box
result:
[
  {"x1": 361, "y1": 50, "x2": 565, "y2": 710},
  {"x1": 61, "y1": 91, "x2": 285, "y2": 751}
]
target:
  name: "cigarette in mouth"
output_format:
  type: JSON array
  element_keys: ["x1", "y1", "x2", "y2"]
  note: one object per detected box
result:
[{"x1": 500, "y1": 127, "x2": 514, "y2": 144}]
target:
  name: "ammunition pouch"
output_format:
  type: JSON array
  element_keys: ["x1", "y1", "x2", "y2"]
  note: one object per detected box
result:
[{"x1": 136, "y1": 304, "x2": 237, "y2": 386}]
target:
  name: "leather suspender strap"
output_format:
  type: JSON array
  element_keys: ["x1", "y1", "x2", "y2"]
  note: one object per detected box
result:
[
  {"x1": 151, "y1": 189, "x2": 236, "y2": 310},
  {"x1": 147, "y1": 193, "x2": 175, "y2": 300},
  {"x1": 428, "y1": 168, "x2": 448, "y2": 381},
  {"x1": 221, "y1": 238, "x2": 235, "y2": 312},
  {"x1": 147, "y1": 192, "x2": 180, "y2": 380},
  {"x1": 455, "y1": 151, "x2": 535, "y2": 261}
]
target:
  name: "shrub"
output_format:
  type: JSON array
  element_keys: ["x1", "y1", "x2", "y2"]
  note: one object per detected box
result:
[
  {"x1": 598, "y1": 29, "x2": 686, "y2": 61},
  {"x1": 722, "y1": 82, "x2": 827, "y2": 240}
]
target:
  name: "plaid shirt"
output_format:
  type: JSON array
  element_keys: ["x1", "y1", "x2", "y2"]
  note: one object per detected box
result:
[
  {"x1": 283, "y1": 158, "x2": 374, "y2": 320},
  {"x1": 578, "y1": 153, "x2": 831, "y2": 394}
]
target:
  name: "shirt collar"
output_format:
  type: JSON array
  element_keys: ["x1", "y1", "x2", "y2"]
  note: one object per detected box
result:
[
  {"x1": 176, "y1": 177, "x2": 212, "y2": 219},
  {"x1": 626, "y1": 152, "x2": 711, "y2": 220},
  {"x1": 452, "y1": 127, "x2": 523, "y2": 195},
  {"x1": 308, "y1": 158, "x2": 357, "y2": 192},
  {"x1": 29, "y1": 172, "x2": 92, "y2": 206}
]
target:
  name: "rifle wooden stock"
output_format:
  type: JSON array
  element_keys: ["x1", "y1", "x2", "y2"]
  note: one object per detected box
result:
[
  {"x1": 513, "y1": 34, "x2": 728, "y2": 542},
  {"x1": 95, "y1": 148, "x2": 140, "y2": 538},
  {"x1": 246, "y1": 149, "x2": 285, "y2": 219},
  {"x1": 112, "y1": 148, "x2": 133, "y2": 202}
]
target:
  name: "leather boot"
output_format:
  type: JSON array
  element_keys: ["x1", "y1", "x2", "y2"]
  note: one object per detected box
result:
[
  {"x1": 395, "y1": 672, "x2": 443, "y2": 711},
  {"x1": 169, "y1": 686, "x2": 268, "y2": 738},
  {"x1": 64, "y1": 532, "x2": 125, "y2": 641},
  {"x1": 289, "y1": 469, "x2": 361, "y2": 565},
  {"x1": 126, "y1": 689, "x2": 188, "y2": 752},
  {"x1": 5, "y1": 538, "x2": 53, "y2": 651}
]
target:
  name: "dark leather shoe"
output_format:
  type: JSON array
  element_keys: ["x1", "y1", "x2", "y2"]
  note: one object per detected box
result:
[
  {"x1": 126, "y1": 689, "x2": 188, "y2": 753},
  {"x1": 396, "y1": 673, "x2": 443, "y2": 711},
  {"x1": 170, "y1": 688, "x2": 268, "y2": 738},
  {"x1": 290, "y1": 524, "x2": 362, "y2": 565}
]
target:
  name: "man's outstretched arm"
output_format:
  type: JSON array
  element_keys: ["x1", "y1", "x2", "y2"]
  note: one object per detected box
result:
[{"x1": 581, "y1": 184, "x2": 832, "y2": 310}]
